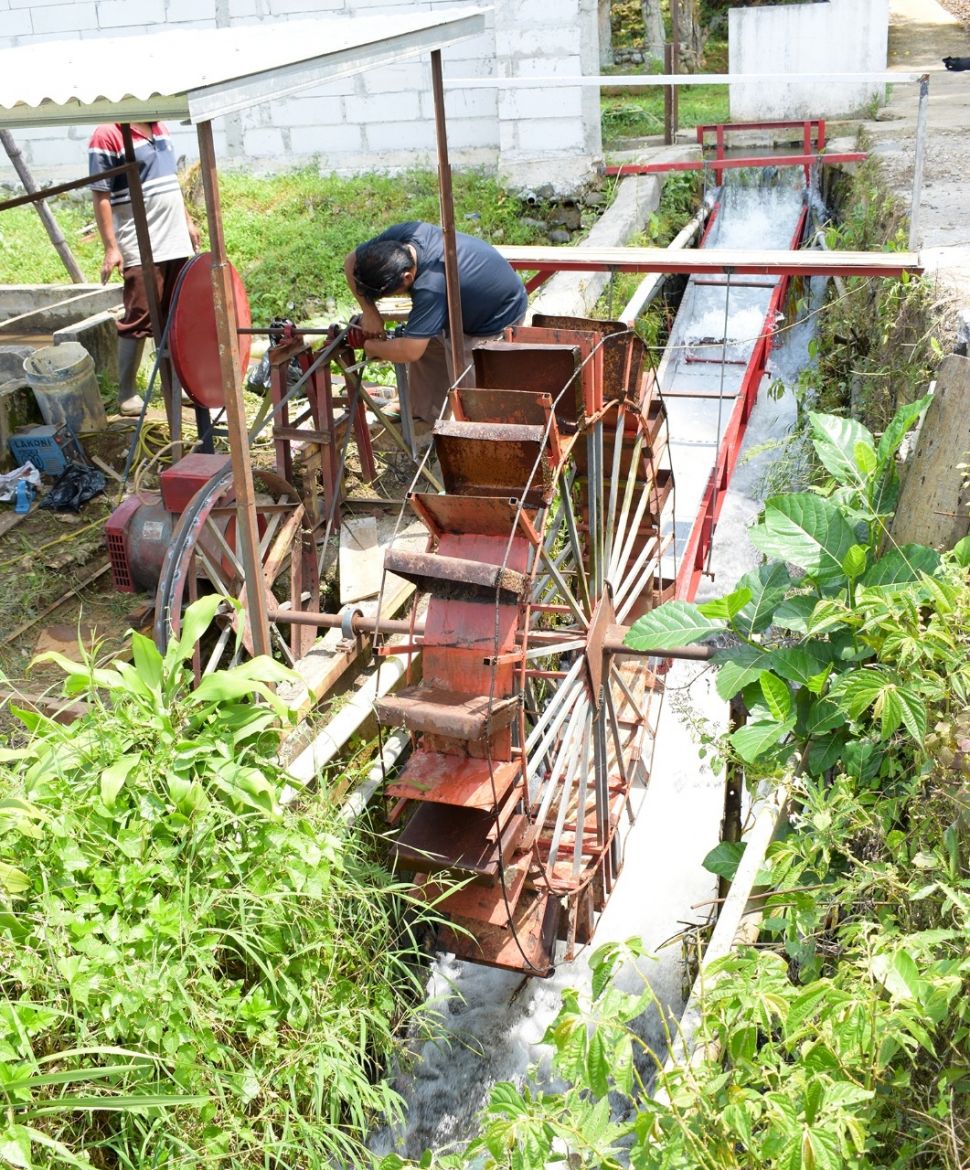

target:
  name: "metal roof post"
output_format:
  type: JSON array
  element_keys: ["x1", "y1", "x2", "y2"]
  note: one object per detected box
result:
[
  {"x1": 196, "y1": 119, "x2": 271, "y2": 659},
  {"x1": 430, "y1": 48, "x2": 467, "y2": 389}
]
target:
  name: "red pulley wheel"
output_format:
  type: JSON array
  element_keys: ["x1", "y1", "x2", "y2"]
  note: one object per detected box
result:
[{"x1": 169, "y1": 252, "x2": 253, "y2": 410}]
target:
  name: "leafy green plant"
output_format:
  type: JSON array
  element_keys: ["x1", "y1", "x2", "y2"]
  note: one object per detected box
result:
[
  {"x1": 803, "y1": 156, "x2": 948, "y2": 433},
  {"x1": 0, "y1": 597, "x2": 434, "y2": 1167},
  {"x1": 378, "y1": 403, "x2": 970, "y2": 1170},
  {"x1": 626, "y1": 399, "x2": 967, "y2": 781}
]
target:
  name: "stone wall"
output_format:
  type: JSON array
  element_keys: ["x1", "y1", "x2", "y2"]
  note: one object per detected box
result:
[
  {"x1": 729, "y1": 0, "x2": 889, "y2": 121},
  {"x1": 0, "y1": 0, "x2": 602, "y2": 193}
]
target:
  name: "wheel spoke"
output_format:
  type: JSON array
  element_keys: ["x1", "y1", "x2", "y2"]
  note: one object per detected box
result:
[
  {"x1": 202, "y1": 622, "x2": 235, "y2": 675},
  {"x1": 603, "y1": 403, "x2": 627, "y2": 569},
  {"x1": 545, "y1": 707, "x2": 590, "y2": 876},
  {"x1": 531, "y1": 698, "x2": 587, "y2": 842},
  {"x1": 200, "y1": 516, "x2": 245, "y2": 586}
]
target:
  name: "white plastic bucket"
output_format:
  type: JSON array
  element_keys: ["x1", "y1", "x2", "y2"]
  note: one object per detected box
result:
[{"x1": 23, "y1": 342, "x2": 107, "y2": 436}]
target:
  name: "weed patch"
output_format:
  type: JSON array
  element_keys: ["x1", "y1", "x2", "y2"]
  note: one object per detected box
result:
[{"x1": 0, "y1": 598, "x2": 436, "y2": 1167}]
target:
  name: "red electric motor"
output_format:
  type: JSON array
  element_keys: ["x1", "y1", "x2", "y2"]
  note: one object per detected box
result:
[{"x1": 106, "y1": 454, "x2": 231, "y2": 594}]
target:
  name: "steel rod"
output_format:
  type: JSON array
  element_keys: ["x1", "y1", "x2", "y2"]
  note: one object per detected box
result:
[
  {"x1": 0, "y1": 163, "x2": 132, "y2": 213},
  {"x1": 908, "y1": 74, "x2": 930, "y2": 251}
]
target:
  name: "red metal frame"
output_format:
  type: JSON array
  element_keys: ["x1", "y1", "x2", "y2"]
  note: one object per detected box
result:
[
  {"x1": 603, "y1": 151, "x2": 865, "y2": 180},
  {"x1": 606, "y1": 119, "x2": 842, "y2": 185},
  {"x1": 674, "y1": 202, "x2": 810, "y2": 601}
]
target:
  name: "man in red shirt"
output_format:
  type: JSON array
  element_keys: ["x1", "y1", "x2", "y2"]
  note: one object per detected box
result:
[{"x1": 88, "y1": 122, "x2": 199, "y2": 414}]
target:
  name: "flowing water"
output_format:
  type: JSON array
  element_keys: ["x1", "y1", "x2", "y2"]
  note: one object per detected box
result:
[{"x1": 371, "y1": 173, "x2": 823, "y2": 1162}]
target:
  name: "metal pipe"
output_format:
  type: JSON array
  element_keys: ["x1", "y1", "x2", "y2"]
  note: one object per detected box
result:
[
  {"x1": 909, "y1": 74, "x2": 930, "y2": 251},
  {"x1": 197, "y1": 119, "x2": 271, "y2": 660},
  {"x1": 670, "y1": 0, "x2": 680, "y2": 134},
  {"x1": 663, "y1": 43, "x2": 673, "y2": 147},
  {"x1": 0, "y1": 163, "x2": 132, "y2": 213},
  {"x1": 266, "y1": 606, "x2": 716, "y2": 662},
  {"x1": 337, "y1": 729, "x2": 411, "y2": 825},
  {"x1": 0, "y1": 129, "x2": 84, "y2": 282},
  {"x1": 431, "y1": 49, "x2": 467, "y2": 387}
]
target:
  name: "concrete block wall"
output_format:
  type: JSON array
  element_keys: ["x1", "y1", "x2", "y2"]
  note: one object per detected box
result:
[
  {"x1": 729, "y1": 0, "x2": 889, "y2": 121},
  {"x1": 0, "y1": 0, "x2": 602, "y2": 192}
]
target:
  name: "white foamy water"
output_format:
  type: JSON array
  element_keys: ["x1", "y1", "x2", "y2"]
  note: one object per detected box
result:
[{"x1": 370, "y1": 176, "x2": 822, "y2": 1162}]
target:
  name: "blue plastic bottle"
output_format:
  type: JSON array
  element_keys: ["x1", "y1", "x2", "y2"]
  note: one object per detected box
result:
[{"x1": 14, "y1": 479, "x2": 33, "y2": 514}]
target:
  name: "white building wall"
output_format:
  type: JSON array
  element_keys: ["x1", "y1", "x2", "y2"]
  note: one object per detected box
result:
[
  {"x1": 0, "y1": 0, "x2": 602, "y2": 191},
  {"x1": 729, "y1": 0, "x2": 888, "y2": 121}
]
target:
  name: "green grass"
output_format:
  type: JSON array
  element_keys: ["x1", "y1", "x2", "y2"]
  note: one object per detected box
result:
[
  {"x1": 0, "y1": 169, "x2": 552, "y2": 325},
  {"x1": 0, "y1": 199, "x2": 103, "y2": 284},
  {"x1": 600, "y1": 37, "x2": 729, "y2": 149},
  {"x1": 212, "y1": 168, "x2": 551, "y2": 324}
]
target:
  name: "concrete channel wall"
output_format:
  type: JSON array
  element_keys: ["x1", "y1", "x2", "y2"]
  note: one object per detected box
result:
[
  {"x1": 729, "y1": 0, "x2": 889, "y2": 120},
  {"x1": 0, "y1": 0, "x2": 601, "y2": 192}
]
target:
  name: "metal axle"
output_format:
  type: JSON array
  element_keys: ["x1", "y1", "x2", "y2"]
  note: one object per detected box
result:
[{"x1": 264, "y1": 607, "x2": 713, "y2": 661}]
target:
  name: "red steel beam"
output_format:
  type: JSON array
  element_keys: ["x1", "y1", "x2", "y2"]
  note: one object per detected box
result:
[
  {"x1": 603, "y1": 151, "x2": 864, "y2": 177},
  {"x1": 675, "y1": 204, "x2": 809, "y2": 601},
  {"x1": 695, "y1": 118, "x2": 825, "y2": 142}
]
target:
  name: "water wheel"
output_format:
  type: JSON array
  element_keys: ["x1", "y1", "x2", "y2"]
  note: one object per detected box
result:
[
  {"x1": 153, "y1": 464, "x2": 319, "y2": 677},
  {"x1": 375, "y1": 316, "x2": 672, "y2": 975}
]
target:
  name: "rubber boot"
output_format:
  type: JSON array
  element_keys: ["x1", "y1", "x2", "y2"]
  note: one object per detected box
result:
[{"x1": 117, "y1": 337, "x2": 146, "y2": 416}]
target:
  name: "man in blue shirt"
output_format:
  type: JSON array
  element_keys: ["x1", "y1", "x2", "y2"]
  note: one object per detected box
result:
[{"x1": 345, "y1": 221, "x2": 527, "y2": 421}]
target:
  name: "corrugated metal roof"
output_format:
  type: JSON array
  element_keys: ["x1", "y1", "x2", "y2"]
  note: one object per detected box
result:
[{"x1": 0, "y1": 7, "x2": 488, "y2": 127}]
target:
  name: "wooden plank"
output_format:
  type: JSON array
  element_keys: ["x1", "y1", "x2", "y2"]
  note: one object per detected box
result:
[
  {"x1": 338, "y1": 516, "x2": 382, "y2": 604},
  {"x1": 497, "y1": 245, "x2": 921, "y2": 279}
]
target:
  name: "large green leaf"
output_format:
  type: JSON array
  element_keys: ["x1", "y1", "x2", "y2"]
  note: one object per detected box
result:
[
  {"x1": 163, "y1": 594, "x2": 230, "y2": 671},
  {"x1": 712, "y1": 644, "x2": 775, "y2": 701},
  {"x1": 702, "y1": 840, "x2": 746, "y2": 880},
  {"x1": 624, "y1": 601, "x2": 726, "y2": 650},
  {"x1": 130, "y1": 631, "x2": 163, "y2": 693},
  {"x1": 698, "y1": 586, "x2": 752, "y2": 622},
  {"x1": 953, "y1": 535, "x2": 970, "y2": 568},
  {"x1": 771, "y1": 645, "x2": 831, "y2": 686},
  {"x1": 99, "y1": 756, "x2": 139, "y2": 809},
  {"x1": 804, "y1": 697, "x2": 845, "y2": 736},
  {"x1": 829, "y1": 668, "x2": 892, "y2": 720},
  {"x1": 829, "y1": 669, "x2": 924, "y2": 741},
  {"x1": 773, "y1": 595, "x2": 816, "y2": 633},
  {"x1": 895, "y1": 684, "x2": 928, "y2": 742},
  {"x1": 730, "y1": 717, "x2": 795, "y2": 763},
  {"x1": 807, "y1": 731, "x2": 848, "y2": 774},
  {"x1": 749, "y1": 493, "x2": 856, "y2": 586},
  {"x1": 733, "y1": 562, "x2": 792, "y2": 635},
  {"x1": 760, "y1": 672, "x2": 793, "y2": 721},
  {"x1": 876, "y1": 394, "x2": 931, "y2": 468},
  {"x1": 862, "y1": 544, "x2": 940, "y2": 590},
  {"x1": 808, "y1": 411, "x2": 876, "y2": 490}
]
